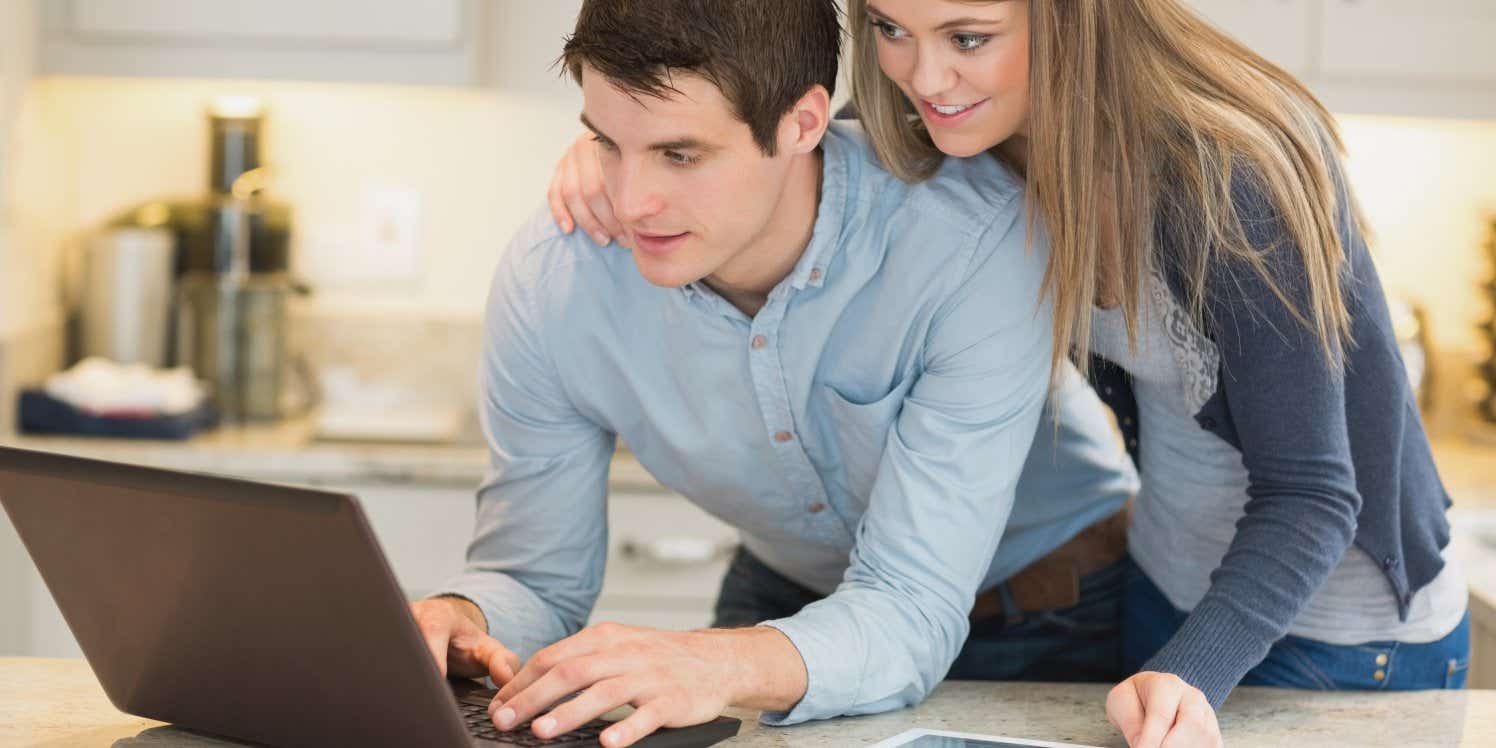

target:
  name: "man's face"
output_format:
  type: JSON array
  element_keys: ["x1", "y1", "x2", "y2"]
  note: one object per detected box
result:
[{"x1": 580, "y1": 66, "x2": 796, "y2": 289}]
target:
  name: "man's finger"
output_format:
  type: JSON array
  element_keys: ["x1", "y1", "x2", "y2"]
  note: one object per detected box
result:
[
  {"x1": 1135, "y1": 677, "x2": 1184, "y2": 748},
  {"x1": 468, "y1": 636, "x2": 518, "y2": 685},
  {"x1": 600, "y1": 699, "x2": 671, "y2": 748},
  {"x1": 413, "y1": 608, "x2": 452, "y2": 678},
  {"x1": 531, "y1": 675, "x2": 640, "y2": 740},
  {"x1": 495, "y1": 626, "x2": 614, "y2": 703},
  {"x1": 492, "y1": 652, "x2": 634, "y2": 731}
]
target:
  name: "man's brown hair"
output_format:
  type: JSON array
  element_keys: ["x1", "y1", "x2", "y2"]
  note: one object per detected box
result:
[{"x1": 561, "y1": 0, "x2": 842, "y2": 156}]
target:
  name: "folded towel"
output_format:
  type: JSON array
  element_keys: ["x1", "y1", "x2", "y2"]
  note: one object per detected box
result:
[{"x1": 45, "y1": 357, "x2": 206, "y2": 417}]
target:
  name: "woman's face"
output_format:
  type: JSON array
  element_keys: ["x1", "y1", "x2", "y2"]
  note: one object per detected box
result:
[{"x1": 867, "y1": 0, "x2": 1030, "y2": 158}]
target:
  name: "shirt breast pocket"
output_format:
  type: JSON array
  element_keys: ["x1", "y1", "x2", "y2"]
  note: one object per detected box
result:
[{"x1": 818, "y1": 377, "x2": 915, "y2": 501}]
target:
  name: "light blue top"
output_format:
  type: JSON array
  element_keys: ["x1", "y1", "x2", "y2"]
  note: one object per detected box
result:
[{"x1": 435, "y1": 122, "x2": 1137, "y2": 725}]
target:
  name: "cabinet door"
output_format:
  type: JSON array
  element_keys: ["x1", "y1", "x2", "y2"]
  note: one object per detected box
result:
[
  {"x1": 334, "y1": 482, "x2": 478, "y2": 601},
  {"x1": 42, "y1": 0, "x2": 489, "y2": 86},
  {"x1": 1183, "y1": 0, "x2": 1316, "y2": 77},
  {"x1": 1319, "y1": 0, "x2": 1496, "y2": 83},
  {"x1": 593, "y1": 491, "x2": 739, "y2": 630}
]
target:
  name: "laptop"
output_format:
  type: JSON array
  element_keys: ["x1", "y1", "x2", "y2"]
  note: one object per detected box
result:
[{"x1": 0, "y1": 446, "x2": 741, "y2": 747}]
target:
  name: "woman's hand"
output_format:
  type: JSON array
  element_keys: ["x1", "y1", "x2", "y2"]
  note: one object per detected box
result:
[
  {"x1": 1106, "y1": 672, "x2": 1223, "y2": 748},
  {"x1": 547, "y1": 132, "x2": 625, "y2": 247}
]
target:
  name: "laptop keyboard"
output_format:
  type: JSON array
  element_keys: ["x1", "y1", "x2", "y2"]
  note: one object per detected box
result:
[{"x1": 460, "y1": 700, "x2": 610, "y2": 746}]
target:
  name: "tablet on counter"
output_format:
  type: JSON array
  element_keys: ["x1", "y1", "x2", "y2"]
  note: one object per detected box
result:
[{"x1": 870, "y1": 729, "x2": 1103, "y2": 748}]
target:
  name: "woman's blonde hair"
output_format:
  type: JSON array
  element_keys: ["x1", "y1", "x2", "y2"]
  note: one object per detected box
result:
[{"x1": 849, "y1": 0, "x2": 1365, "y2": 376}]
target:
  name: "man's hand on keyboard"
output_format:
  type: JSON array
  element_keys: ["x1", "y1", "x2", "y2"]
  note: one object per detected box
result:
[
  {"x1": 410, "y1": 597, "x2": 522, "y2": 685},
  {"x1": 486, "y1": 622, "x2": 801, "y2": 748}
]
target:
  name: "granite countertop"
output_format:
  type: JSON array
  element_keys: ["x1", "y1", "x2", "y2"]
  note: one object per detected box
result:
[
  {"x1": 3, "y1": 658, "x2": 1495, "y2": 747},
  {"x1": 0, "y1": 416, "x2": 662, "y2": 491}
]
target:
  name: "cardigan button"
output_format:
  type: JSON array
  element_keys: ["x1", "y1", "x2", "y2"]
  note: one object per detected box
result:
[
  {"x1": 1199, "y1": 416, "x2": 1218, "y2": 430},
  {"x1": 1382, "y1": 555, "x2": 1398, "y2": 569}
]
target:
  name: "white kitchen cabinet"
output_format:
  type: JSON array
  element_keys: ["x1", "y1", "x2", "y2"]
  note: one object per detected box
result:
[
  {"x1": 1313, "y1": 0, "x2": 1496, "y2": 120},
  {"x1": 594, "y1": 491, "x2": 739, "y2": 630},
  {"x1": 0, "y1": 472, "x2": 736, "y2": 657},
  {"x1": 1185, "y1": 0, "x2": 1496, "y2": 119},
  {"x1": 1184, "y1": 0, "x2": 1317, "y2": 77},
  {"x1": 1318, "y1": 0, "x2": 1496, "y2": 83},
  {"x1": 41, "y1": 0, "x2": 492, "y2": 87}
]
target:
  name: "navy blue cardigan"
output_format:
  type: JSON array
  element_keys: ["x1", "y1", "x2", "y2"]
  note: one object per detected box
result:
[{"x1": 1090, "y1": 167, "x2": 1454, "y2": 708}]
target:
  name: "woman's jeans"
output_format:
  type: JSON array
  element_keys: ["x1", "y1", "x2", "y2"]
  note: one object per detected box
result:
[
  {"x1": 1122, "y1": 557, "x2": 1471, "y2": 691},
  {"x1": 713, "y1": 547, "x2": 1128, "y2": 683}
]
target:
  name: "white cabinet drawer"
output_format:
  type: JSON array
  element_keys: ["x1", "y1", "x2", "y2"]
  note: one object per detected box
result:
[{"x1": 598, "y1": 492, "x2": 738, "y2": 608}]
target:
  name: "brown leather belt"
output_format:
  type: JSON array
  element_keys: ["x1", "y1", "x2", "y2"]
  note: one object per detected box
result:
[{"x1": 969, "y1": 504, "x2": 1130, "y2": 624}]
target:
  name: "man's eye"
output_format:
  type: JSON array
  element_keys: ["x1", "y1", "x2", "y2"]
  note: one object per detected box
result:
[
  {"x1": 593, "y1": 136, "x2": 619, "y2": 152},
  {"x1": 664, "y1": 150, "x2": 700, "y2": 166}
]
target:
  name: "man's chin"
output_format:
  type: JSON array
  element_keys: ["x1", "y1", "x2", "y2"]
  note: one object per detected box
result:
[{"x1": 630, "y1": 252, "x2": 705, "y2": 289}]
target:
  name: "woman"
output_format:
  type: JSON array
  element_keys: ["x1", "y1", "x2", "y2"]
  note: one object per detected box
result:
[{"x1": 546, "y1": 2, "x2": 1470, "y2": 746}]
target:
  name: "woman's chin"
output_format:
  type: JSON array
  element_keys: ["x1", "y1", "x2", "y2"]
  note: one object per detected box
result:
[{"x1": 928, "y1": 131, "x2": 1002, "y2": 159}]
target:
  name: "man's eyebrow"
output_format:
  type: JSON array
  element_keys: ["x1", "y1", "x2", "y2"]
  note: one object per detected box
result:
[
  {"x1": 579, "y1": 113, "x2": 717, "y2": 153},
  {"x1": 579, "y1": 113, "x2": 613, "y2": 143}
]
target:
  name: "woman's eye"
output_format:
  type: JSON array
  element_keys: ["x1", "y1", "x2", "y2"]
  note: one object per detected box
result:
[
  {"x1": 593, "y1": 136, "x2": 619, "y2": 153},
  {"x1": 952, "y1": 33, "x2": 990, "y2": 52},
  {"x1": 871, "y1": 19, "x2": 907, "y2": 41}
]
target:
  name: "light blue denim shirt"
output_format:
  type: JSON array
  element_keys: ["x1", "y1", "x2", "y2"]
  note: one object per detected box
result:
[{"x1": 435, "y1": 122, "x2": 1137, "y2": 725}]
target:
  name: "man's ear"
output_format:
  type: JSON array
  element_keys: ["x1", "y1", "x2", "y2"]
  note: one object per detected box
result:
[{"x1": 781, "y1": 84, "x2": 832, "y2": 156}]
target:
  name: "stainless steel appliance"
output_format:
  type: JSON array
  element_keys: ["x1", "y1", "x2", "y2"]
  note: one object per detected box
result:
[{"x1": 78, "y1": 227, "x2": 175, "y2": 367}]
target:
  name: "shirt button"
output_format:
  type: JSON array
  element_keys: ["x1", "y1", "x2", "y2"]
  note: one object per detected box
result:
[
  {"x1": 807, "y1": 503, "x2": 826, "y2": 514},
  {"x1": 751, "y1": 335, "x2": 768, "y2": 350},
  {"x1": 809, "y1": 268, "x2": 823, "y2": 282},
  {"x1": 1375, "y1": 653, "x2": 1389, "y2": 667},
  {"x1": 774, "y1": 431, "x2": 794, "y2": 443}
]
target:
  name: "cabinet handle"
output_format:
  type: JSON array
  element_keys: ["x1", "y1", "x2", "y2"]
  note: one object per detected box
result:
[{"x1": 618, "y1": 537, "x2": 736, "y2": 566}]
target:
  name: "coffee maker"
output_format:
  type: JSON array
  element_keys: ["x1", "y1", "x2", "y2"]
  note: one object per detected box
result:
[{"x1": 111, "y1": 97, "x2": 302, "y2": 421}]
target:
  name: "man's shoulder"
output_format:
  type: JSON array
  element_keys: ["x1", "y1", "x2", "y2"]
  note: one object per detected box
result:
[
  {"x1": 905, "y1": 151, "x2": 1025, "y2": 240},
  {"x1": 498, "y1": 203, "x2": 632, "y2": 289},
  {"x1": 828, "y1": 122, "x2": 1025, "y2": 248}
]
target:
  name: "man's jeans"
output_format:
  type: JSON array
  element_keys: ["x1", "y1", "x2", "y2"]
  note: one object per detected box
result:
[
  {"x1": 712, "y1": 547, "x2": 1126, "y2": 683},
  {"x1": 1122, "y1": 557, "x2": 1471, "y2": 692}
]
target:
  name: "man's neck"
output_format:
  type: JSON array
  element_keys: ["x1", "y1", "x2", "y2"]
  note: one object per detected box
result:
[{"x1": 702, "y1": 148, "x2": 824, "y2": 317}]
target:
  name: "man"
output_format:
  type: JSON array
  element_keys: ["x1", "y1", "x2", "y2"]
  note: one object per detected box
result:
[{"x1": 412, "y1": 1, "x2": 1138, "y2": 746}]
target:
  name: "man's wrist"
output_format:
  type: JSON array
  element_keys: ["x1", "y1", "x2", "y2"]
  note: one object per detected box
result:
[
  {"x1": 432, "y1": 594, "x2": 489, "y2": 633},
  {"x1": 695, "y1": 626, "x2": 807, "y2": 712}
]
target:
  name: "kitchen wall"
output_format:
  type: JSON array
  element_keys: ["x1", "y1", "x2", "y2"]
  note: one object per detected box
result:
[
  {"x1": 1338, "y1": 116, "x2": 1496, "y2": 354},
  {"x1": 4, "y1": 13, "x2": 1495, "y2": 362},
  {"x1": 0, "y1": 0, "x2": 68, "y2": 442},
  {"x1": 1, "y1": 0, "x2": 69, "y2": 339}
]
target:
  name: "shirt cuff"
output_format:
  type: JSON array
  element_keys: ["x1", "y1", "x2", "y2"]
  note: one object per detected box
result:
[
  {"x1": 755, "y1": 615, "x2": 863, "y2": 725},
  {"x1": 429, "y1": 571, "x2": 573, "y2": 662},
  {"x1": 1142, "y1": 596, "x2": 1275, "y2": 709}
]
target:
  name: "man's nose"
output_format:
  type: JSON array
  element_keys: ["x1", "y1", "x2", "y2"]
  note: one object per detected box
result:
[{"x1": 612, "y1": 160, "x2": 666, "y2": 224}]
